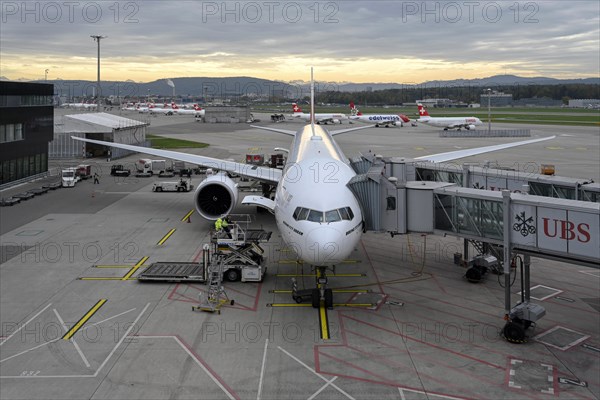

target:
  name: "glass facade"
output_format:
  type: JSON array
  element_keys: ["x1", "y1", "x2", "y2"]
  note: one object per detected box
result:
[{"x1": 0, "y1": 81, "x2": 53, "y2": 185}]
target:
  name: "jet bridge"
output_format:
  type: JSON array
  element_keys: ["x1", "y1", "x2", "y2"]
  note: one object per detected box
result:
[
  {"x1": 348, "y1": 152, "x2": 599, "y2": 266},
  {"x1": 348, "y1": 152, "x2": 600, "y2": 342}
]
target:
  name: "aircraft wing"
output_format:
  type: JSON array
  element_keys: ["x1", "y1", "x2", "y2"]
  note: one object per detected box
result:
[
  {"x1": 71, "y1": 136, "x2": 282, "y2": 184},
  {"x1": 330, "y1": 125, "x2": 376, "y2": 136},
  {"x1": 414, "y1": 136, "x2": 555, "y2": 163},
  {"x1": 249, "y1": 125, "x2": 296, "y2": 136}
]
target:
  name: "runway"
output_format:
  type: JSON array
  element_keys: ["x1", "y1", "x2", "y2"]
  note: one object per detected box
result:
[{"x1": 1, "y1": 113, "x2": 598, "y2": 399}]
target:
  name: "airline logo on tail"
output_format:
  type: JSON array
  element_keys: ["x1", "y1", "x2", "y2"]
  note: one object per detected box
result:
[
  {"x1": 417, "y1": 103, "x2": 430, "y2": 117},
  {"x1": 292, "y1": 103, "x2": 303, "y2": 113},
  {"x1": 349, "y1": 102, "x2": 362, "y2": 116},
  {"x1": 193, "y1": 104, "x2": 202, "y2": 111}
]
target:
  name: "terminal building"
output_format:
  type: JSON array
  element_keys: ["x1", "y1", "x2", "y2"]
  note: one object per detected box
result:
[
  {"x1": 480, "y1": 91, "x2": 513, "y2": 107},
  {"x1": 202, "y1": 106, "x2": 251, "y2": 123},
  {"x1": 568, "y1": 99, "x2": 600, "y2": 108},
  {"x1": 0, "y1": 81, "x2": 54, "y2": 186}
]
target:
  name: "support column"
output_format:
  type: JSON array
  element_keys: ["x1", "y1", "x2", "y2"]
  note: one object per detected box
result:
[
  {"x1": 502, "y1": 190, "x2": 512, "y2": 315},
  {"x1": 524, "y1": 254, "x2": 531, "y2": 302},
  {"x1": 462, "y1": 163, "x2": 470, "y2": 188}
]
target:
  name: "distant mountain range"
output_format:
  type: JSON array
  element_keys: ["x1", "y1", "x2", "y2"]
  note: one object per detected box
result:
[{"x1": 3, "y1": 74, "x2": 597, "y2": 99}]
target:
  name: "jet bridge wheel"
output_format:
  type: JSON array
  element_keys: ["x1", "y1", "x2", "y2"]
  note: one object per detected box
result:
[{"x1": 503, "y1": 320, "x2": 527, "y2": 343}]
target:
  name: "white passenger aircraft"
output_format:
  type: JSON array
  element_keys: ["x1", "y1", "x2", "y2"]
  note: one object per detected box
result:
[
  {"x1": 149, "y1": 103, "x2": 176, "y2": 115},
  {"x1": 290, "y1": 103, "x2": 347, "y2": 124},
  {"x1": 417, "y1": 103, "x2": 482, "y2": 130},
  {"x1": 72, "y1": 70, "x2": 553, "y2": 303},
  {"x1": 62, "y1": 102, "x2": 98, "y2": 110},
  {"x1": 171, "y1": 103, "x2": 205, "y2": 117},
  {"x1": 349, "y1": 102, "x2": 411, "y2": 127}
]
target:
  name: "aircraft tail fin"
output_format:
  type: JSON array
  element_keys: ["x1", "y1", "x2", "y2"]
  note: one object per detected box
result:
[
  {"x1": 349, "y1": 101, "x2": 361, "y2": 116},
  {"x1": 292, "y1": 103, "x2": 303, "y2": 113},
  {"x1": 399, "y1": 114, "x2": 410, "y2": 123},
  {"x1": 417, "y1": 103, "x2": 430, "y2": 117}
]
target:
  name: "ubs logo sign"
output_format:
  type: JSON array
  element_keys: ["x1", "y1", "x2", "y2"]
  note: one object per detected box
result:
[
  {"x1": 542, "y1": 218, "x2": 591, "y2": 243},
  {"x1": 513, "y1": 212, "x2": 536, "y2": 237}
]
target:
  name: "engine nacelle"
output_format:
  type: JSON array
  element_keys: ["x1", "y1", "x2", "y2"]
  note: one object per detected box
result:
[
  {"x1": 466, "y1": 124, "x2": 476, "y2": 130},
  {"x1": 194, "y1": 172, "x2": 238, "y2": 220},
  {"x1": 332, "y1": 119, "x2": 341, "y2": 124}
]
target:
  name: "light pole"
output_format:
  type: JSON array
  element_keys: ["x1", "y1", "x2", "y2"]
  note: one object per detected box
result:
[
  {"x1": 91, "y1": 35, "x2": 107, "y2": 107},
  {"x1": 487, "y1": 88, "x2": 492, "y2": 132},
  {"x1": 44, "y1": 69, "x2": 49, "y2": 82}
]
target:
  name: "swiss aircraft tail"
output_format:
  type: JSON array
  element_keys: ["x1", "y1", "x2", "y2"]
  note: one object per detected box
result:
[
  {"x1": 292, "y1": 103, "x2": 303, "y2": 113},
  {"x1": 417, "y1": 103, "x2": 430, "y2": 117},
  {"x1": 349, "y1": 102, "x2": 361, "y2": 116},
  {"x1": 399, "y1": 114, "x2": 410, "y2": 123}
]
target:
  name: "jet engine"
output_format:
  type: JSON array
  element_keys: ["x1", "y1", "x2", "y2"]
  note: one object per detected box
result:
[
  {"x1": 194, "y1": 172, "x2": 238, "y2": 220},
  {"x1": 466, "y1": 124, "x2": 476, "y2": 130}
]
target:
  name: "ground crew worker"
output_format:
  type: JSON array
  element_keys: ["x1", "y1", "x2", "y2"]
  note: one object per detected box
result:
[
  {"x1": 93, "y1": 172, "x2": 100, "y2": 184},
  {"x1": 222, "y1": 216, "x2": 232, "y2": 238},
  {"x1": 215, "y1": 217, "x2": 223, "y2": 234}
]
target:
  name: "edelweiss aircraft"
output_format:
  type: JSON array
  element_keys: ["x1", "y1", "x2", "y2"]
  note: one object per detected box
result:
[
  {"x1": 72, "y1": 70, "x2": 553, "y2": 306},
  {"x1": 417, "y1": 103, "x2": 482, "y2": 130},
  {"x1": 348, "y1": 102, "x2": 411, "y2": 127},
  {"x1": 290, "y1": 103, "x2": 347, "y2": 124}
]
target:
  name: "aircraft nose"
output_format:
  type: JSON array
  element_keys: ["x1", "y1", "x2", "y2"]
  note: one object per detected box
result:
[{"x1": 304, "y1": 227, "x2": 346, "y2": 265}]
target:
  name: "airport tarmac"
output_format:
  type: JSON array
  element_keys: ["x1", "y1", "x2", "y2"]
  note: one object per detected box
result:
[{"x1": 1, "y1": 114, "x2": 599, "y2": 399}]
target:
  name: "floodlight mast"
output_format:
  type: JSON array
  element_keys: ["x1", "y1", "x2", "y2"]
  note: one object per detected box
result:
[{"x1": 91, "y1": 35, "x2": 107, "y2": 106}]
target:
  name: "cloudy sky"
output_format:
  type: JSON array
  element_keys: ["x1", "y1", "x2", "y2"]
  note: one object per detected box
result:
[{"x1": 1, "y1": 0, "x2": 599, "y2": 83}]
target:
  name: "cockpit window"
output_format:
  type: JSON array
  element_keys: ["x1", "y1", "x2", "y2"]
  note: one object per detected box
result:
[
  {"x1": 307, "y1": 209, "x2": 323, "y2": 222},
  {"x1": 339, "y1": 207, "x2": 354, "y2": 220},
  {"x1": 297, "y1": 207, "x2": 309, "y2": 220},
  {"x1": 325, "y1": 209, "x2": 341, "y2": 223},
  {"x1": 338, "y1": 207, "x2": 350, "y2": 220},
  {"x1": 293, "y1": 207, "x2": 301, "y2": 220},
  {"x1": 294, "y1": 206, "x2": 354, "y2": 223}
]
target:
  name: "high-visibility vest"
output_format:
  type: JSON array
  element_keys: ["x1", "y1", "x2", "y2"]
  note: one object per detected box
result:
[
  {"x1": 215, "y1": 218, "x2": 223, "y2": 231},
  {"x1": 222, "y1": 219, "x2": 229, "y2": 229}
]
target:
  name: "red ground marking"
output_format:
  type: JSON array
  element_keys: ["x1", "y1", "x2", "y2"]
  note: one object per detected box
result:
[
  {"x1": 319, "y1": 351, "x2": 481, "y2": 400},
  {"x1": 315, "y1": 313, "x2": 547, "y2": 400},
  {"x1": 168, "y1": 282, "x2": 262, "y2": 312},
  {"x1": 359, "y1": 239, "x2": 385, "y2": 294},
  {"x1": 341, "y1": 313, "x2": 504, "y2": 370},
  {"x1": 343, "y1": 328, "x2": 526, "y2": 398}
]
